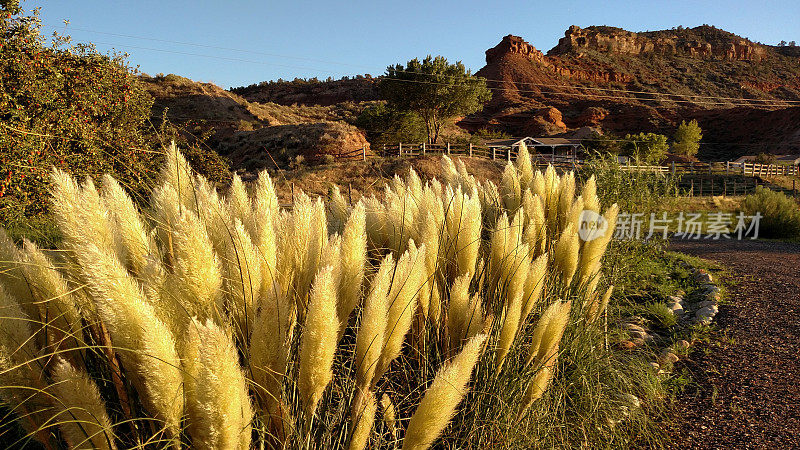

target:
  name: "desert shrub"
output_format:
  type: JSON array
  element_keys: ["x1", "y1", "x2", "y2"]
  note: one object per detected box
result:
[
  {"x1": 741, "y1": 186, "x2": 800, "y2": 238},
  {"x1": 0, "y1": 4, "x2": 232, "y2": 230},
  {"x1": 0, "y1": 143, "x2": 667, "y2": 449}
]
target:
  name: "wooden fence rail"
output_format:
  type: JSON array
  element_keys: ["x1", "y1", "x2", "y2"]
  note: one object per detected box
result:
[{"x1": 371, "y1": 143, "x2": 800, "y2": 179}]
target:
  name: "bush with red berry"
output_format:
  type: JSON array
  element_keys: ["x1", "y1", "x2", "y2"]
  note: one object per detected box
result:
[{"x1": 0, "y1": 3, "x2": 230, "y2": 231}]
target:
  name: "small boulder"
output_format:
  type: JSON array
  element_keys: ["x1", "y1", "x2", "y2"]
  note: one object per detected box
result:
[
  {"x1": 667, "y1": 295, "x2": 684, "y2": 305},
  {"x1": 660, "y1": 351, "x2": 680, "y2": 364},
  {"x1": 695, "y1": 271, "x2": 713, "y2": 284},
  {"x1": 624, "y1": 323, "x2": 647, "y2": 334},
  {"x1": 697, "y1": 300, "x2": 717, "y2": 309},
  {"x1": 695, "y1": 305, "x2": 718, "y2": 323},
  {"x1": 674, "y1": 339, "x2": 691, "y2": 351},
  {"x1": 702, "y1": 285, "x2": 720, "y2": 296}
]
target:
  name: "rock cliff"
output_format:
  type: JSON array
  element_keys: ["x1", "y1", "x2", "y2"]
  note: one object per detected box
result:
[{"x1": 549, "y1": 25, "x2": 766, "y2": 61}]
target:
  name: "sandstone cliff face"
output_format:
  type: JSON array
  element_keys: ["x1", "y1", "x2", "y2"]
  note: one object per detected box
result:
[
  {"x1": 485, "y1": 34, "x2": 633, "y2": 84},
  {"x1": 549, "y1": 25, "x2": 766, "y2": 61}
]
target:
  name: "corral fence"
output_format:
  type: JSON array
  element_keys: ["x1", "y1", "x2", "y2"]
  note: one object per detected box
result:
[{"x1": 371, "y1": 143, "x2": 800, "y2": 179}]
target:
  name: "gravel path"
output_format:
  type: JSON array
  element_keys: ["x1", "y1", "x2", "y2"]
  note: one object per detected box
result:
[{"x1": 665, "y1": 238, "x2": 800, "y2": 449}]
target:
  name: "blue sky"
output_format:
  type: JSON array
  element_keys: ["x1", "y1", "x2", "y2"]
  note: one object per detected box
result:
[{"x1": 28, "y1": 1, "x2": 800, "y2": 89}]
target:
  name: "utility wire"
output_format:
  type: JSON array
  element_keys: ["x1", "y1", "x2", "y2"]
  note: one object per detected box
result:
[{"x1": 42, "y1": 23, "x2": 800, "y2": 106}]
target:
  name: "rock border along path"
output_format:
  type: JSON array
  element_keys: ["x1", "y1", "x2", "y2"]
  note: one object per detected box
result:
[{"x1": 664, "y1": 238, "x2": 800, "y2": 449}]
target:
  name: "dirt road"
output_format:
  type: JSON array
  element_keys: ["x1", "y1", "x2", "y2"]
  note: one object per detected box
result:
[{"x1": 665, "y1": 238, "x2": 800, "y2": 449}]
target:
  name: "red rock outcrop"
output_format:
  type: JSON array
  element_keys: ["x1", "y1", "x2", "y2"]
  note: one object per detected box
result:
[
  {"x1": 550, "y1": 25, "x2": 766, "y2": 61},
  {"x1": 485, "y1": 35, "x2": 634, "y2": 84}
]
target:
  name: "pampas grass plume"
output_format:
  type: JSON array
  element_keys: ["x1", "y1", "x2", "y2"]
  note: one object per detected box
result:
[
  {"x1": 526, "y1": 301, "x2": 572, "y2": 368},
  {"x1": 553, "y1": 223, "x2": 580, "y2": 286},
  {"x1": 101, "y1": 174, "x2": 150, "y2": 274},
  {"x1": 51, "y1": 358, "x2": 116, "y2": 450},
  {"x1": 380, "y1": 394, "x2": 397, "y2": 442},
  {"x1": 298, "y1": 265, "x2": 339, "y2": 420},
  {"x1": 375, "y1": 243, "x2": 426, "y2": 383},
  {"x1": 78, "y1": 245, "x2": 184, "y2": 436},
  {"x1": 349, "y1": 389, "x2": 377, "y2": 450},
  {"x1": 338, "y1": 202, "x2": 367, "y2": 324},
  {"x1": 184, "y1": 319, "x2": 252, "y2": 450},
  {"x1": 516, "y1": 362, "x2": 556, "y2": 421},
  {"x1": 355, "y1": 254, "x2": 392, "y2": 391},
  {"x1": 521, "y1": 254, "x2": 548, "y2": 325},
  {"x1": 446, "y1": 274, "x2": 471, "y2": 348},
  {"x1": 402, "y1": 334, "x2": 487, "y2": 450}
]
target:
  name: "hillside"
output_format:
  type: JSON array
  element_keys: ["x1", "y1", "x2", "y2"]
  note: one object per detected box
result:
[
  {"x1": 466, "y1": 26, "x2": 800, "y2": 158},
  {"x1": 152, "y1": 25, "x2": 800, "y2": 164},
  {"x1": 141, "y1": 74, "x2": 372, "y2": 169},
  {"x1": 231, "y1": 76, "x2": 380, "y2": 106}
]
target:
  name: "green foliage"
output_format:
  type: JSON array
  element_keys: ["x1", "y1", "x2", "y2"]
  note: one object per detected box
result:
[
  {"x1": 672, "y1": 120, "x2": 703, "y2": 157},
  {"x1": 0, "y1": 6, "x2": 158, "y2": 224},
  {"x1": 355, "y1": 102, "x2": 427, "y2": 145},
  {"x1": 581, "y1": 153, "x2": 678, "y2": 215},
  {"x1": 380, "y1": 55, "x2": 491, "y2": 144},
  {"x1": 643, "y1": 302, "x2": 677, "y2": 328},
  {"x1": 622, "y1": 132, "x2": 669, "y2": 164},
  {"x1": 581, "y1": 131, "x2": 622, "y2": 155},
  {"x1": 472, "y1": 128, "x2": 511, "y2": 141},
  {"x1": 753, "y1": 152, "x2": 777, "y2": 165},
  {"x1": 741, "y1": 186, "x2": 800, "y2": 239}
]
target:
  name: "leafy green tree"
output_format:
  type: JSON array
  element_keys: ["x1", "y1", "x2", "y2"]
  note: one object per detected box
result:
[
  {"x1": 672, "y1": 119, "x2": 703, "y2": 157},
  {"x1": 622, "y1": 132, "x2": 669, "y2": 164},
  {"x1": 380, "y1": 56, "x2": 491, "y2": 144},
  {"x1": 356, "y1": 103, "x2": 427, "y2": 146}
]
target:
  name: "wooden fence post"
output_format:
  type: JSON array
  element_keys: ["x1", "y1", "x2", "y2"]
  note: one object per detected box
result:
[
  {"x1": 492, "y1": 147, "x2": 496, "y2": 160},
  {"x1": 671, "y1": 161, "x2": 676, "y2": 175},
  {"x1": 726, "y1": 161, "x2": 730, "y2": 175},
  {"x1": 362, "y1": 145, "x2": 366, "y2": 162},
  {"x1": 398, "y1": 142, "x2": 402, "y2": 157},
  {"x1": 469, "y1": 143, "x2": 473, "y2": 157},
  {"x1": 422, "y1": 142, "x2": 426, "y2": 155},
  {"x1": 446, "y1": 142, "x2": 451, "y2": 155},
  {"x1": 507, "y1": 147, "x2": 511, "y2": 162}
]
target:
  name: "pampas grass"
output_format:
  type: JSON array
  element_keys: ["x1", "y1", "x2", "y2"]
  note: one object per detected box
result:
[
  {"x1": 184, "y1": 319, "x2": 253, "y2": 450},
  {"x1": 402, "y1": 334, "x2": 487, "y2": 450},
  {"x1": 50, "y1": 359, "x2": 116, "y2": 450},
  {"x1": 78, "y1": 244, "x2": 185, "y2": 437},
  {"x1": 0, "y1": 145, "x2": 634, "y2": 449},
  {"x1": 298, "y1": 266, "x2": 339, "y2": 421}
]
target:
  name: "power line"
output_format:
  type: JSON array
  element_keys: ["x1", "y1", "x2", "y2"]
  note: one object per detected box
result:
[
  {"x1": 41, "y1": 23, "x2": 800, "y2": 107},
  {"x1": 44, "y1": 22, "x2": 369, "y2": 70}
]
